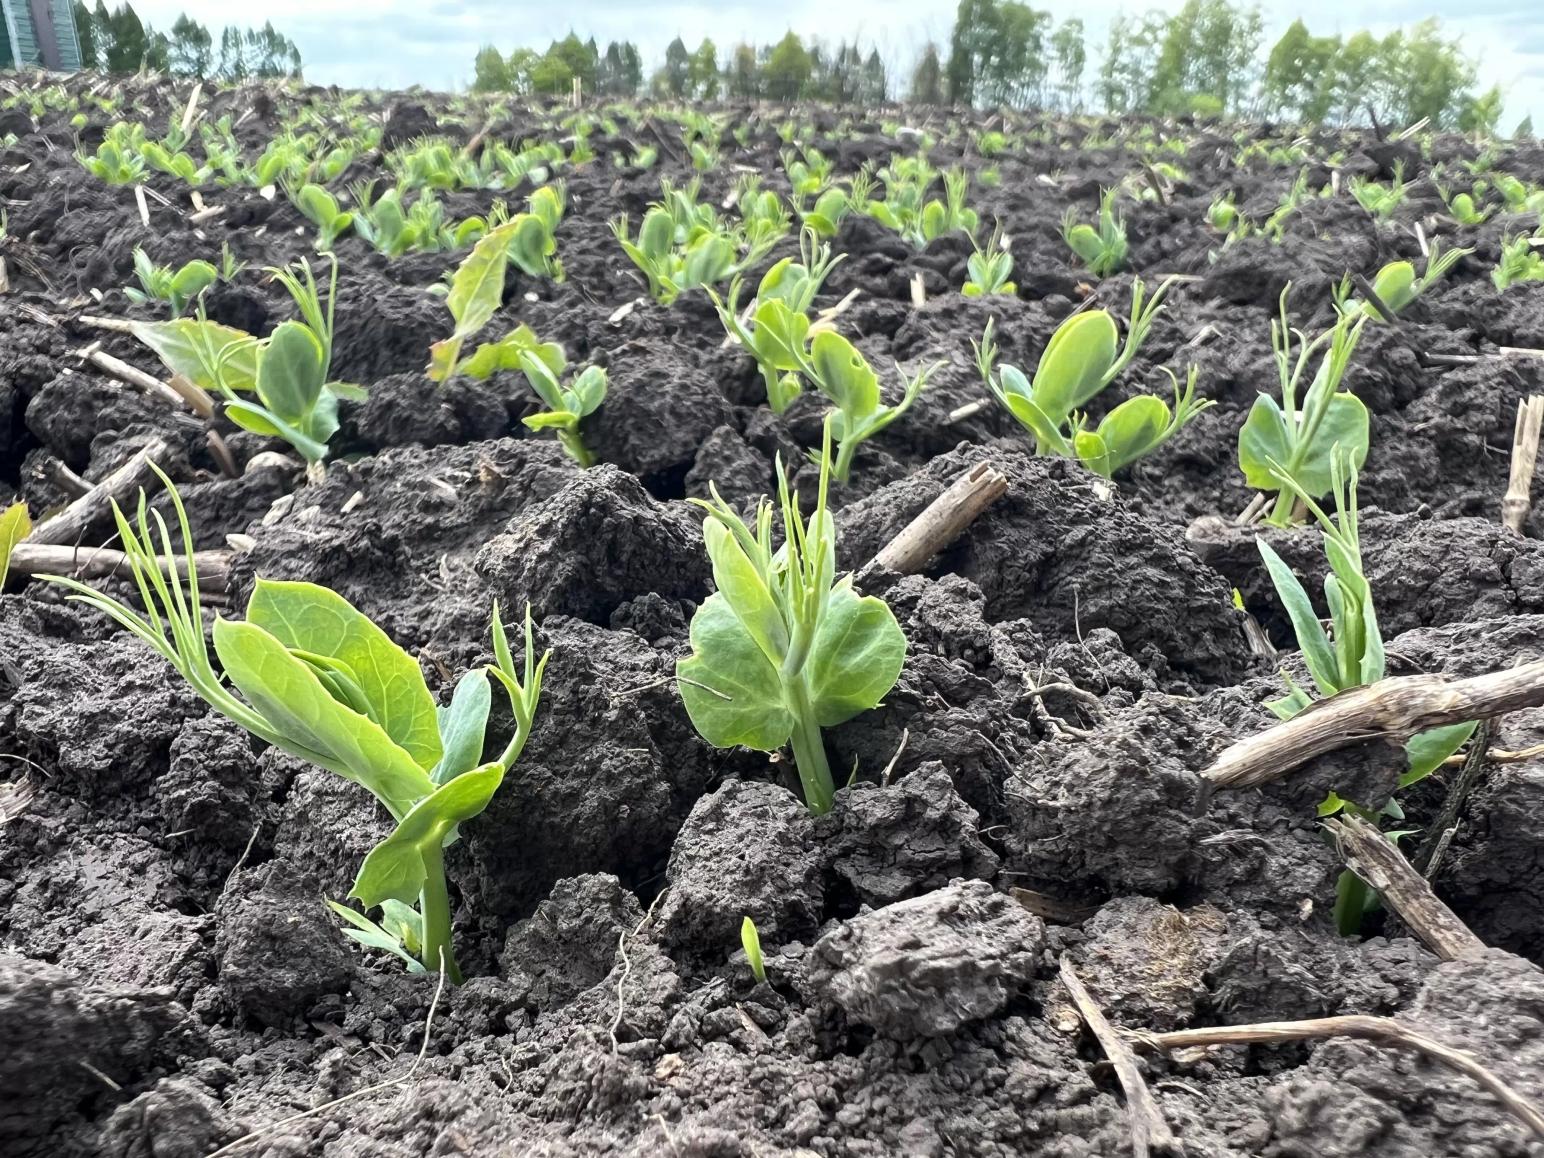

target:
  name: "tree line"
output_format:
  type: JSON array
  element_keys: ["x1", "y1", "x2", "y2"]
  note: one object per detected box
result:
[
  {"x1": 71, "y1": 2, "x2": 302, "y2": 79},
  {"x1": 471, "y1": 0, "x2": 1504, "y2": 133}
]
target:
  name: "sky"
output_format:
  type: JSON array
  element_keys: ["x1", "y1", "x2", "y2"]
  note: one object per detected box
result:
[{"x1": 125, "y1": 0, "x2": 1544, "y2": 128}]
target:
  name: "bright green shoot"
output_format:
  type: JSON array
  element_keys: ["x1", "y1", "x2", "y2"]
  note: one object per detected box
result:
[
  {"x1": 0, "y1": 500, "x2": 30, "y2": 590},
  {"x1": 293, "y1": 183, "x2": 354, "y2": 252},
  {"x1": 516, "y1": 353, "x2": 607, "y2": 468},
  {"x1": 1348, "y1": 163, "x2": 1408, "y2": 220},
  {"x1": 1334, "y1": 244, "x2": 1470, "y2": 322},
  {"x1": 741, "y1": 915, "x2": 768, "y2": 983},
  {"x1": 123, "y1": 247, "x2": 218, "y2": 318},
  {"x1": 1255, "y1": 451, "x2": 1475, "y2": 934},
  {"x1": 1493, "y1": 233, "x2": 1544, "y2": 292},
  {"x1": 1062, "y1": 188, "x2": 1127, "y2": 276},
  {"x1": 43, "y1": 472, "x2": 548, "y2": 982},
  {"x1": 974, "y1": 278, "x2": 1209, "y2": 478},
  {"x1": 794, "y1": 334, "x2": 936, "y2": 483},
  {"x1": 963, "y1": 224, "x2": 1016, "y2": 297},
  {"x1": 676, "y1": 425, "x2": 907, "y2": 815},
  {"x1": 711, "y1": 229, "x2": 844, "y2": 415},
  {"x1": 1239, "y1": 291, "x2": 1368, "y2": 526}
]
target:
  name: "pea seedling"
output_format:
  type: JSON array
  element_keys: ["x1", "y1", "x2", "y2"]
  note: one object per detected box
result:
[
  {"x1": 123, "y1": 247, "x2": 218, "y2": 318},
  {"x1": 44, "y1": 473, "x2": 548, "y2": 982},
  {"x1": 963, "y1": 225, "x2": 1016, "y2": 297},
  {"x1": 1334, "y1": 245, "x2": 1470, "y2": 322},
  {"x1": 1062, "y1": 188, "x2": 1127, "y2": 276},
  {"x1": 676, "y1": 426, "x2": 907, "y2": 815},
  {"x1": 742, "y1": 916, "x2": 767, "y2": 983},
  {"x1": 0, "y1": 500, "x2": 30, "y2": 589},
  {"x1": 974, "y1": 278, "x2": 1209, "y2": 478},
  {"x1": 1239, "y1": 292, "x2": 1368, "y2": 526}
]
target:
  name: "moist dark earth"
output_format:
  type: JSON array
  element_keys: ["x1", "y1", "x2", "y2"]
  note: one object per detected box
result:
[{"x1": 4, "y1": 74, "x2": 1544, "y2": 1157}]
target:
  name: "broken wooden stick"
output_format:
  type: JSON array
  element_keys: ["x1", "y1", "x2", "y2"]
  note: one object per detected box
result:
[
  {"x1": 1323, "y1": 812, "x2": 1486, "y2": 962},
  {"x1": 869, "y1": 462, "x2": 1007, "y2": 574},
  {"x1": 79, "y1": 346, "x2": 215, "y2": 419},
  {"x1": 1060, "y1": 958, "x2": 1182, "y2": 1158},
  {"x1": 1204, "y1": 663, "x2": 1544, "y2": 789},
  {"x1": 25, "y1": 438, "x2": 169, "y2": 546},
  {"x1": 1130, "y1": 1015, "x2": 1544, "y2": 1141},
  {"x1": 7, "y1": 542, "x2": 232, "y2": 590},
  {"x1": 1502, "y1": 395, "x2": 1543, "y2": 533}
]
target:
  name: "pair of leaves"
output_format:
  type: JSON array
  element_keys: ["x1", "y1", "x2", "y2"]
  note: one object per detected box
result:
[
  {"x1": 804, "y1": 332, "x2": 932, "y2": 478},
  {"x1": 1070, "y1": 370, "x2": 1208, "y2": 478},
  {"x1": 520, "y1": 359, "x2": 607, "y2": 433},
  {"x1": 296, "y1": 184, "x2": 354, "y2": 249},
  {"x1": 1238, "y1": 393, "x2": 1370, "y2": 497},
  {"x1": 1257, "y1": 537, "x2": 1383, "y2": 706},
  {"x1": 677, "y1": 582, "x2": 905, "y2": 752}
]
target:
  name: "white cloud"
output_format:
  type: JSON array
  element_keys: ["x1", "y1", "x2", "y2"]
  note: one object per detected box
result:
[{"x1": 123, "y1": 0, "x2": 1542, "y2": 125}]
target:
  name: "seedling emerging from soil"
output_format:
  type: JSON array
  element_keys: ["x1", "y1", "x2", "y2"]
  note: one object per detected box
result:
[
  {"x1": 741, "y1": 916, "x2": 767, "y2": 983},
  {"x1": 863, "y1": 161, "x2": 979, "y2": 248},
  {"x1": 134, "y1": 258, "x2": 363, "y2": 468},
  {"x1": 799, "y1": 333, "x2": 937, "y2": 483},
  {"x1": 1256, "y1": 451, "x2": 1475, "y2": 933},
  {"x1": 676, "y1": 426, "x2": 907, "y2": 815},
  {"x1": 515, "y1": 349, "x2": 607, "y2": 468},
  {"x1": 963, "y1": 225, "x2": 1016, "y2": 297},
  {"x1": 292, "y1": 183, "x2": 355, "y2": 252},
  {"x1": 123, "y1": 248, "x2": 218, "y2": 318},
  {"x1": 1062, "y1": 189, "x2": 1128, "y2": 276},
  {"x1": 1493, "y1": 234, "x2": 1544, "y2": 292},
  {"x1": 44, "y1": 475, "x2": 548, "y2": 982},
  {"x1": 974, "y1": 278, "x2": 1210, "y2": 478},
  {"x1": 1348, "y1": 163, "x2": 1408, "y2": 220},
  {"x1": 0, "y1": 500, "x2": 30, "y2": 589},
  {"x1": 612, "y1": 179, "x2": 782, "y2": 305},
  {"x1": 1239, "y1": 293, "x2": 1369, "y2": 526},
  {"x1": 712, "y1": 230, "x2": 844, "y2": 414},
  {"x1": 1334, "y1": 245, "x2": 1470, "y2": 322}
]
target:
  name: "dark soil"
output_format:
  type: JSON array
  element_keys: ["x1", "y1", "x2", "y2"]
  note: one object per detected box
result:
[{"x1": 4, "y1": 76, "x2": 1544, "y2": 1157}]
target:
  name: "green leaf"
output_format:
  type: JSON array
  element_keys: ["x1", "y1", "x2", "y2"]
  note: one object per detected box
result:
[
  {"x1": 753, "y1": 300, "x2": 811, "y2": 373},
  {"x1": 523, "y1": 411, "x2": 578, "y2": 431},
  {"x1": 134, "y1": 318, "x2": 259, "y2": 394},
  {"x1": 810, "y1": 331, "x2": 880, "y2": 417},
  {"x1": 0, "y1": 500, "x2": 32, "y2": 590},
  {"x1": 1033, "y1": 310, "x2": 1118, "y2": 424},
  {"x1": 1083, "y1": 394, "x2": 1172, "y2": 476},
  {"x1": 1290, "y1": 394, "x2": 1371, "y2": 499},
  {"x1": 1257, "y1": 538, "x2": 1340, "y2": 697},
  {"x1": 169, "y1": 260, "x2": 218, "y2": 302},
  {"x1": 704, "y1": 519, "x2": 788, "y2": 667},
  {"x1": 1369, "y1": 261, "x2": 1418, "y2": 316},
  {"x1": 1238, "y1": 394, "x2": 1292, "y2": 489},
  {"x1": 245, "y1": 579, "x2": 443, "y2": 773},
  {"x1": 327, "y1": 900, "x2": 426, "y2": 972},
  {"x1": 212, "y1": 618, "x2": 434, "y2": 817},
  {"x1": 1400, "y1": 721, "x2": 1477, "y2": 790},
  {"x1": 804, "y1": 582, "x2": 906, "y2": 727},
  {"x1": 676, "y1": 593, "x2": 795, "y2": 751},
  {"x1": 428, "y1": 219, "x2": 518, "y2": 381},
  {"x1": 431, "y1": 669, "x2": 492, "y2": 786},
  {"x1": 351, "y1": 762, "x2": 505, "y2": 907},
  {"x1": 566, "y1": 366, "x2": 607, "y2": 417},
  {"x1": 257, "y1": 321, "x2": 327, "y2": 422}
]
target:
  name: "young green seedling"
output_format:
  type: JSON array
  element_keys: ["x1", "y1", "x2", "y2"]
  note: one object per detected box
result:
[
  {"x1": 741, "y1": 916, "x2": 767, "y2": 983},
  {"x1": 963, "y1": 225, "x2": 1016, "y2": 297},
  {"x1": 676, "y1": 426, "x2": 907, "y2": 815},
  {"x1": 123, "y1": 247, "x2": 218, "y2": 318},
  {"x1": 515, "y1": 351, "x2": 607, "y2": 468},
  {"x1": 974, "y1": 278, "x2": 1210, "y2": 478},
  {"x1": 1062, "y1": 188, "x2": 1128, "y2": 276},
  {"x1": 1334, "y1": 244, "x2": 1470, "y2": 322},
  {"x1": 711, "y1": 229, "x2": 843, "y2": 414},
  {"x1": 133, "y1": 258, "x2": 364, "y2": 470},
  {"x1": 43, "y1": 474, "x2": 548, "y2": 983},
  {"x1": 1255, "y1": 451, "x2": 1475, "y2": 934},
  {"x1": 612, "y1": 183, "x2": 781, "y2": 306},
  {"x1": 1493, "y1": 234, "x2": 1544, "y2": 292},
  {"x1": 293, "y1": 183, "x2": 355, "y2": 252},
  {"x1": 1348, "y1": 163, "x2": 1408, "y2": 220},
  {"x1": 1239, "y1": 292, "x2": 1368, "y2": 526},
  {"x1": 796, "y1": 333, "x2": 936, "y2": 483}
]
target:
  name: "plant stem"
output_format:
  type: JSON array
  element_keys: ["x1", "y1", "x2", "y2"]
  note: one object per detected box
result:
[
  {"x1": 558, "y1": 430, "x2": 595, "y2": 468},
  {"x1": 832, "y1": 437, "x2": 857, "y2": 484},
  {"x1": 418, "y1": 842, "x2": 462, "y2": 984},
  {"x1": 786, "y1": 677, "x2": 835, "y2": 815}
]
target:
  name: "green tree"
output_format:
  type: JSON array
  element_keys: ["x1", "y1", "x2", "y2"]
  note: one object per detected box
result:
[
  {"x1": 598, "y1": 41, "x2": 642, "y2": 96},
  {"x1": 529, "y1": 52, "x2": 572, "y2": 96},
  {"x1": 1263, "y1": 20, "x2": 1339, "y2": 123},
  {"x1": 167, "y1": 15, "x2": 211, "y2": 77},
  {"x1": 544, "y1": 33, "x2": 597, "y2": 93},
  {"x1": 91, "y1": 1, "x2": 114, "y2": 70},
  {"x1": 729, "y1": 43, "x2": 760, "y2": 97},
  {"x1": 1050, "y1": 19, "x2": 1085, "y2": 111},
  {"x1": 217, "y1": 24, "x2": 247, "y2": 80},
  {"x1": 659, "y1": 36, "x2": 690, "y2": 97},
  {"x1": 73, "y1": 1, "x2": 97, "y2": 68},
  {"x1": 689, "y1": 38, "x2": 719, "y2": 99},
  {"x1": 105, "y1": 2, "x2": 146, "y2": 73},
  {"x1": 473, "y1": 44, "x2": 511, "y2": 92},
  {"x1": 763, "y1": 31, "x2": 813, "y2": 101},
  {"x1": 860, "y1": 49, "x2": 887, "y2": 105},
  {"x1": 910, "y1": 42, "x2": 944, "y2": 104}
]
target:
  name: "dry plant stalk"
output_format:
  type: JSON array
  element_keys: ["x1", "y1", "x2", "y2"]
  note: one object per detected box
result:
[
  {"x1": 1131, "y1": 1016, "x2": 1544, "y2": 1141},
  {"x1": 1502, "y1": 395, "x2": 1544, "y2": 533},
  {"x1": 1324, "y1": 812, "x2": 1485, "y2": 962},
  {"x1": 6, "y1": 543, "x2": 232, "y2": 590},
  {"x1": 1204, "y1": 663, "x2": 1544, "y2": 789},
  {"x1": 870, "y1": 462, "x2": 1007, "y2": 574},
  {"x1": 1060, "y1": 958, "x2": 1183, "y2": 1158},
  {"x1": 25, "y1": 438, "x2": 169, "y2": 547}
]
